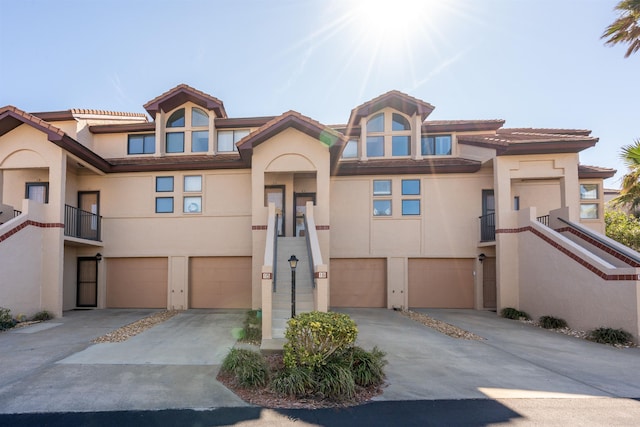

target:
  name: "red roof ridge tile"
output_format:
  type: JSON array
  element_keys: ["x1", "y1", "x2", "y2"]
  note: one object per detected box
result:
[
  {"x1": 0, "y1": 105, "x2": 66, "y2": 138},
  {"x1": 70, "y1": 109, "x2": 148, "y2": 119}
]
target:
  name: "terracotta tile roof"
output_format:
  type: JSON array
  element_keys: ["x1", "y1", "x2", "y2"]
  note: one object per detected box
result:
[
  {"x1": 422, "y1": 119, "x2": 505, "y2": 133},
  {"x1": 143, "y1": 84, "x2": 227, "y2": 118},
  {"x1": 498, "y1": 128, "x2": 591, "y2": 136},
  {"x1": 0, "y1": 105, "x2": 66, "y2": 139},
  {"x1": 70, "y1": 109, "x2": 148, "y2": 119},
  {"x1": 458, "y1": 131, "x2": 598, "y2": 155},
  {"x1": 578, "y1": 164, "x2": 616, "y2": 179},
  {"x1": 236, "y1": 110, "x2": 347, "y2": 169},
  {"x1": 348, "y1": 90, "x2": 435, "y2": 126},
  {"x1": 337, "y1": 157, "x2": 481, "y2": 176}
]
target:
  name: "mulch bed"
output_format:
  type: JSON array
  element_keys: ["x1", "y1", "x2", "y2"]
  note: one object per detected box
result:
[{"x1": 216, "y1": 353, "x2": 385, "y2": 409}]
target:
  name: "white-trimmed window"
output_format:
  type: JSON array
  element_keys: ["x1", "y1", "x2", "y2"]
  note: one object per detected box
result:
[
  {"x1": 365, "y1": 112, "x2": 412, "y2": 158},
  {"x1": 165, "y1": 107, "x2": 210, "y2": 153},
  {"x1": 217, "y1": 129, "x2": 250, "y2": 152},
  {"x1": 373, "y1": 179, "x2": 392, "y2": 216},
  {"x1": 183, "y1": 175, "x2": 203, "y2": 213},
  {"x1": 580, "y1": 184, "x2": 599, "y2": 219}
]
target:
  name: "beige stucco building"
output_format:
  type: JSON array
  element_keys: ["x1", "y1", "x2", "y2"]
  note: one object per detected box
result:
[{"x1": 1, "y1": 84, "x2": 638, "y2": 344}]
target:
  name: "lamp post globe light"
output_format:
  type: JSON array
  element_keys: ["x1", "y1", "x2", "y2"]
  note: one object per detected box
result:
[{"x1": 288, "y1": 255, "x2": 298, "y2": 318}]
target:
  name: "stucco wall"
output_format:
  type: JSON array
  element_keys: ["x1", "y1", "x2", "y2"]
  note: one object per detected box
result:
[{"x1": 518, "y1": 221, "x2": 639, "y2": 342}]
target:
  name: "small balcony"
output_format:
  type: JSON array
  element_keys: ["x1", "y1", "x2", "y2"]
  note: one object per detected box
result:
[
  {"x1": 479, "y1": 212, "x2": 495, "y2": 242},
  {"x1": 64, "y1": 204, "x2": 101, "y2": 241}
]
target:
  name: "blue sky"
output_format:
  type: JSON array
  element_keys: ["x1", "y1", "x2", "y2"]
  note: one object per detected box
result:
[{"x1": 0, "y1": 0, "x2": 638, "y2": 188}]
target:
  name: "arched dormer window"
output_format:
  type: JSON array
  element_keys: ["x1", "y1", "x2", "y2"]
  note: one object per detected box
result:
[
  {"x1": 365, "y1": 111, "x2": 411, "y2": 157},
  {"x1": 165, "y1": 107, "x2": 210, "y2": 153}
]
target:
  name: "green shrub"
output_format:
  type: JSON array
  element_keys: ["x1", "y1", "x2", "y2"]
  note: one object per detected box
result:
[
  {"x1": 270, "y1": 366, "x2": 315, "y2": 397},
  {"x1": 538, "y1": 316, "x2": 568, "y2": 329},
  {"x1": 242, "y1": 310, "x2": 262, "y2": 343},
  {"x1": 283, "y1": 311, "x2": 358, "y2": 369},
  {"x1": 347, "y1": 346, "x2": 387, "y2": 387},
  {"x1": 587, "y1": 327, "x2": 633, "y2": 345},
  {"x1": 0, "y1": 307, "x2": 16, "y2": 331},
  {"x1": 500, "y1": 307, "x2": 530, "y2": 320},
  {"x1": 220, "y1": 348, "x2": 269, "y2": 387},
  {"x1": 32, "y1": 311, "x2": 53, "y2": 321},
  {"x1": 314, "y1": 362, "x2": 355, "y2": 400}
]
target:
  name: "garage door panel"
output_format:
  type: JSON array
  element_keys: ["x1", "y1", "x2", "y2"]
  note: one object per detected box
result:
[
  {"x1": 408, "y1": 258, "x2": 474, "y2": 308},
  {"x1": 330, "y1": 258, "x2": 386, "y2": 308},
  {"x1": 189, "y1": 257, "x2": 251, "y2": 309},
  {"x1": 107, "y1": 258, "x2": 168, "y2": 308}
]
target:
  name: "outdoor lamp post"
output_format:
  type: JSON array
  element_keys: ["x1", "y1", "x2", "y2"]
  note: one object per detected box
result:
[{"x1": 288, "y1": 255, "x2": 298, "y2": 318}]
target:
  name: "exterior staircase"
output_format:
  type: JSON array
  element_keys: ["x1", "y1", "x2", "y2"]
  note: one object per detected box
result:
[{"x1": 271, "y1": 237, "x2": 314, "y2": 339}]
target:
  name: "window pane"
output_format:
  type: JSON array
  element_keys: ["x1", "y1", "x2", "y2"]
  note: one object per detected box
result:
[
  {"x1": 233, "y1": 129, "x2": 250, "y2": 142},
  {"x1": 191, "y1": 108, "x2": 208, "y2": 127},
  {"x1": 166, "y1": 132, "x2": 184, "y2": 153},
  {"x1": 373, "y1": 200, "x2": 391, "y2": 216},
  {"x1": 402, "y1": 179, "x2": 420, "y2": 195},
  {"x1": 192, "y1": 130, "x2": 209, "y2": 152},
  {"x1": 26, "y1": 183, "x2": 48, "y2": 203},
  {"x1": 143, "y1": 134, "x2": 155, "y2": 153},
  {"x1": 167, "y1": 109, "x2": 185, "y2": 127},
  {"x1": 392, "y1": 113, "x2": 410, "y2": 131},
  {"x1": 580, "y1": 203, "x2": 598, "y2": 219},
  {"x1": 156, "y1": 176, "x2": 174, "y2": 192},
  {"x1": 217, "y1": 130, "x2": 235, "y2": 152},
  {"x1": 156, "y1": 197, "x2": 173, "y2": 213},
  {"x1": 373, "y1": 180, "x2": 392, "y2": 195},
  {"x1": 342, "y1": 140, "x2": 358, "y2": 158},
  {"x1": 435, "y1": 135, "x2": 452, "y2": 155},
  {"x1": 128, "y1": 135, "x2": 143, "y2": 154},
  {"x1": 184, "y1": 175, "x2": 202, "y2": 192},
  {"x1": 402, "y1": 200, "x2": 420, "y2": 215},
  {"x1": 367, "y1": 136, "x2": 384, "y2": 157},
  {"x1": 580, "y1": 184, "x2": 598, "y2": 200},
  {"x1": 184, "y1": 196, "x2": 202, "y2": 213},
  {"x1": 421, "y1": 136, "x2": 435, "y2": 155},
  {"x1": 366, "y1": 113, "x2": 384, "y2": 133},
  {"x1": 392, "y1": 135, "x2": 410, "y2": 156}
]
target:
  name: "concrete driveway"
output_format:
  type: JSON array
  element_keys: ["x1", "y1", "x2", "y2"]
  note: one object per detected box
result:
[{"x1": 1, "y1": 307, "x2": 640, "y2": 414}]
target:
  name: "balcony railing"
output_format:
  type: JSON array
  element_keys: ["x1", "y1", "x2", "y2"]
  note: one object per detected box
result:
[
  {"x1": 479, "y1": 212, "x2": 495, "y2": 242},
  {"x1": 537, "y1": 215, "x2": 550, "y2": 227},
  {"x1": 14, "y1": 209, "x2": 22, "y2": 217},
  {"x1": 65, "y1": 204, "x2": 101, "y2": 241}
]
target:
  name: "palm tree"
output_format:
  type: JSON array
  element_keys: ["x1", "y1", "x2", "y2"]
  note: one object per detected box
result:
[
  {"x1": 612, "y1": 139, "x2": 640, "y2": 212},
  {"x1": 602, "y1": 0, "x2": 640, "y2": 58}
]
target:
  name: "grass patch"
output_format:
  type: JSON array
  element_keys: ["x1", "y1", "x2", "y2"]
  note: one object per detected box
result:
[
  {"x1": 32, "y1": 311, "x2": 53, "y2": 321},
  {"x1": 221, "y1": 348, "x2": 269, "y2": 388}
]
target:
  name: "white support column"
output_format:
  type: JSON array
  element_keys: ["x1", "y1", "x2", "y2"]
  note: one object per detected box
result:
[
  {"x1": 412, "y1": 114, "x2": 422, "y2": 160},
  {"x1": 359, "y1": 117, "x2": 368, "y2": 162}
]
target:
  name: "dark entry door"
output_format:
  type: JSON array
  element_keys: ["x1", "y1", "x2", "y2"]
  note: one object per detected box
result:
[
  {"x1": 294, "y1": 193, "x2": 315, "y2": 236},
  {"x1": 77, "y1": 257, "x2": 98, "y2": 307},
  {"x1": 483, "y1": 257, "x2": 497, "y2": 309}
]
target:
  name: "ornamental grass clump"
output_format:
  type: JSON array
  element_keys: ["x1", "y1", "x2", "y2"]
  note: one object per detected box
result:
[
  {"x1": 500, "y1": 307, "x2": 530, "y2": 320},
  {"x1": 220, "y1": 348, "x2": 269, "y2": 388},
  {"x1": 587, "y1": 327, "x2": 633, "y2": 346},
  {"x1": 538, "y1": 315, "x2": 568, "y2": 329}
]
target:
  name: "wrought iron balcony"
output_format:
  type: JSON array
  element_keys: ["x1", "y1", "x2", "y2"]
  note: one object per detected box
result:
[
  {"x1": 65, "y1": 204, "x2": 101, "y2": 241},
  {"x1": 479, "y1": 212, "x2": 495, "y2": 242}
]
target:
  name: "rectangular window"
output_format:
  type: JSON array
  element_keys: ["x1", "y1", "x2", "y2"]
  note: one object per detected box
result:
[
  {"x1": 392, "y1": 135, "x2": 410, "y2": 156},
  {"x1": 128, "y1": 134, "x2": 155, "y2": 154},
  {"x1": 366, "y1": 136, "x2": 384, "y2": 157},
  {"x1": 156, "y1": 176, "x2": 174, "y2": 192},
  {"x1": 421, "y1": 135, "x2": 452, "y2": 156},
  {"x1": 580, "y1": 203, "x2": 598, "y2": 219},
  {"x1": 402, "y1": 200, "x2": 420, "y2": 215},
  {"x1": 184, "y1": 196, "x2": 202, "y2": 213},
  {"x1": 155, "y1": 197, "x2": 174, "y2": 213},
  {"x1": 184, "y1": 175, "x2": 202, "y2": 192},
  {"x1": 373, "y1": 199, "x2": 392, "y2": 216},
  {"x1": 25, "y1": 182, "x2": 49, "y2": 203},
  {"x1": 373, "y1": 180, "x2": 392, "y2": 196},
  {"x1": 191, "y1": 130, "x2": 209, "y2": 152},
  {"x1": 402, "y1": 179, "x2": 420, "y2": 195},
  {"x1": 580, "y1": 184, "x2": 598, "y2": 200},
  {"x1": 513, "y1": 196, "x2": 520, "y2": 211},
  {"x1": 217, "y1": 129, "x2": 250, "y2": 152},
  {"x1": 166, "y1": 132, "x2": 185, "y2": 153},
  {"x1": 342, "y1": 139, "x2": 358, "y2": 158}
]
